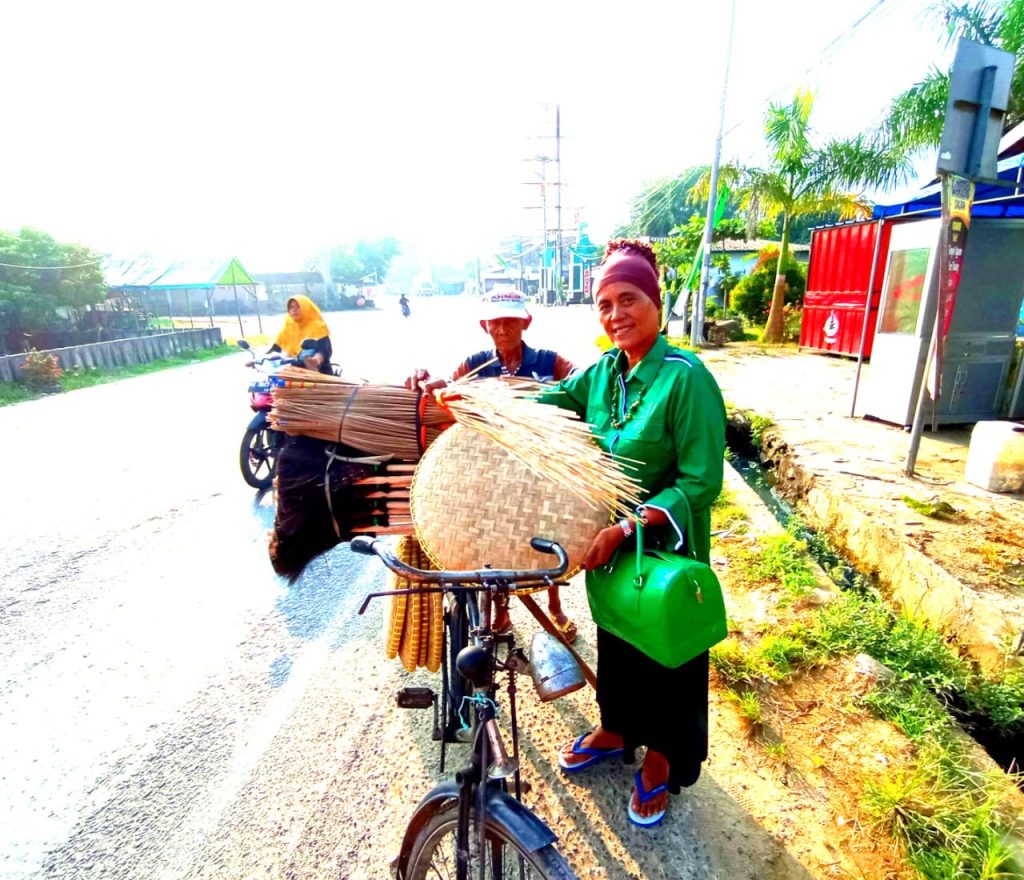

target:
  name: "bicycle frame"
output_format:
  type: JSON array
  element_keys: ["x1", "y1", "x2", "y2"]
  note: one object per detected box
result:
[{"x1": 351, "y1": 536, "x2": 569, "y2": 880}]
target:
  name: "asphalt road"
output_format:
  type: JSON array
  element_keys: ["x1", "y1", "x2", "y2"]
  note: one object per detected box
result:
[{"x1": 0, "y1": 298, "x2": 604, "y2": 880}]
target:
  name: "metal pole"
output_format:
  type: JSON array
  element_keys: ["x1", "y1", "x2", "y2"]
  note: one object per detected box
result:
[
  {"x1": 904, "y1": 305, "x2": 943, "y2": 476},
  {"x1": 693, "y1": 0, "x2": 737, "y2": 347},
  {"x1": 230, "y1": 262, "x2": 243, "y2": 338},
  {"x1": 850, "y1": 218, "x2": 885, "y2": 417},
  {"x1": 904, "y1": 203, "x2": 948, "y2": 477},
  {"x1": 541, "y1": 161, "x2": 549, "y2": 302},
  {"x1": 252, "y1": 283, "x2": 263, "y2": 334},
  {"x1": 185, "y1": 289, "x2": 194, "y2": 329},
  {"x1": 555, "y1": 105, "x2": 563, "y2": 306}
]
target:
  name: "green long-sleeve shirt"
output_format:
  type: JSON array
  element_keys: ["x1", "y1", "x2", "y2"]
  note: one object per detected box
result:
[{"x1": 540, "y1": 335, "x2": 726, "y2": 563}]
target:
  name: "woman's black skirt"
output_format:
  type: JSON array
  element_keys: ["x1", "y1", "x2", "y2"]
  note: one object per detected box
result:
[{"x1": 595, "y1": 627, "x2": 709, "y2": 793}]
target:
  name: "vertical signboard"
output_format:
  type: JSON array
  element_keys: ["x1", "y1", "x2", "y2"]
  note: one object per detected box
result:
[{"x1": 929, "y1": 174, "x2": 975, "y2": 401}]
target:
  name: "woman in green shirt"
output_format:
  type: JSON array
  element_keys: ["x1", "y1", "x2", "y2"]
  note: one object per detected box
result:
[{"x1": 550, "y1": 240, "x2": 726, "y2": 828}]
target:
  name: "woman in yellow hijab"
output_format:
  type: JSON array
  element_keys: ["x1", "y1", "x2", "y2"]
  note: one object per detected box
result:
[{"x1": 269, "y1": 295, "x2": 333, "y2": 373}]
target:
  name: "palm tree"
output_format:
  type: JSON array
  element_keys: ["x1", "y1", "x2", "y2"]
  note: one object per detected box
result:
[
  {"x1": 873, "y1": 0, "x2": 1024, "y2": 158},
  {"x1": 695, "y1": 89, "x2": 910, "y2": 343},
  {"x1": 615, "y1": 167, "x2": 710, "y2": 237}
]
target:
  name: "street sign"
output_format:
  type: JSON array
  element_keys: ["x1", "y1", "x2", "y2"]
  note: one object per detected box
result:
[{"x1": 936, "y1": 38, "x2": 1015, "y2": 181}]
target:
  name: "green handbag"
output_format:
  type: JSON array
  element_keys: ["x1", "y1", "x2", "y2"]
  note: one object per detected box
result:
[{"x1": 586, "y1": 519, "x2": 727, "y2": 668}]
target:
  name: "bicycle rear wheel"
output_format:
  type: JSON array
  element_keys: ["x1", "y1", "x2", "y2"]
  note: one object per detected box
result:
[{"x1": 403, "y1": 802, "x2": 576, "y2": 879}]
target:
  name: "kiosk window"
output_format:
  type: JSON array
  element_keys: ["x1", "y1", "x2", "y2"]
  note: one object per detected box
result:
[{"x1": 879, "y1": 248, "x2": 930, "y2": 335}]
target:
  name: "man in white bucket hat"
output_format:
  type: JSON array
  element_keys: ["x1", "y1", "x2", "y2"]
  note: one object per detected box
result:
[{"x1": 406, "y1": 287, "x2": 578, "y2": 640}]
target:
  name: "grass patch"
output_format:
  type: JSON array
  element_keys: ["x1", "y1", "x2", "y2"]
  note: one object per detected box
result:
[
  {"x1": 711, "y1": 628, "x2": 821, "y2": 687},
  {"x1": 0, "y1": 344, "x2": 235, "y2": 406},
  {"x1": 725, "y1": 687, "x2": 764, "y2": 735},
  {"x1": 902, "y1": 495, "x2": 963, "y2": 522},
  {"x1": 864, "y1": 739, "x2": 1023, "y2": 880},
  {"x1": 863, "y1": 681, "x2": 953, "y2": 743},
  {"x1": 727, "y1": 532, "x2": 819, "y2": 598},
  {"x1": 748, "y1": 413, "x2": 773, "y2": 448},
  {"x1": 0, "y1": 383, "x2": 38, "y2": 406},
  {"x1": 712, "y1": 489, "x2": 748, "y2": 534}
]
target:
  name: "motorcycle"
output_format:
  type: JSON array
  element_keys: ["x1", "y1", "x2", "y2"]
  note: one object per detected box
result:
[{"x1": 237, "y1": 338, "x2": 318, "y2": 490}]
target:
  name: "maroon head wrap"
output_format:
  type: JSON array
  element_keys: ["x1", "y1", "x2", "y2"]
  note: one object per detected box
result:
[{"x1": 595, "y1": 246, "x2": 661, "y2": 308}]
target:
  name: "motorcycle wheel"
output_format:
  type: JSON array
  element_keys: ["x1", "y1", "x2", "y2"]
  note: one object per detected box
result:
[{"x1": 240, "y1": 426, "x2": 278, "y2": 490}]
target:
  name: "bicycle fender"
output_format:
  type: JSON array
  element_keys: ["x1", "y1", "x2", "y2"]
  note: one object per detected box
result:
[
  {"x1": 395, "y1": 782, "x2": 557, "y2": 878},
  {"x1": 483, "y1": 786, "x2": 558, "y2": 851},
  {"x1": 246, "y1": 409, "x2": 268, "y2": 431}
]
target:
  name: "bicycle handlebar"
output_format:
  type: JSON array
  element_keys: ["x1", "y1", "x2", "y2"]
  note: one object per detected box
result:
[{"x1": 351, "y1": 537, "x2": 568, "y2": 616}]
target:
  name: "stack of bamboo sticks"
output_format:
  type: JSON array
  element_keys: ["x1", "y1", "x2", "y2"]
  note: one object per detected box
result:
[
  {"x1": 348, "y1": 463, "x2": 415, "y2": 536},
  {"x1": 268, "y1": 367, "x2": 453, "y2": 461}
]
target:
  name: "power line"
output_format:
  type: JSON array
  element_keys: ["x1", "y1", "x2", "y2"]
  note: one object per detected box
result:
[
  {"x1": 721, "y1": 0, "x2": 908, "y2": 141},
  {"x1": 636, "y1": 0, "x2": 910, "y2": 228}
]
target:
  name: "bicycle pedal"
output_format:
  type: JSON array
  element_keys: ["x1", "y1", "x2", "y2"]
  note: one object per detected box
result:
[{"x1": 396, "y1": 687, "x2": 435, "y2": 709}]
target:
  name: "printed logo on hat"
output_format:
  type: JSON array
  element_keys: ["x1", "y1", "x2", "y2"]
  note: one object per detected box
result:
[{"x1": 480, "y1": 287, "x2": 531, "y2": 324}]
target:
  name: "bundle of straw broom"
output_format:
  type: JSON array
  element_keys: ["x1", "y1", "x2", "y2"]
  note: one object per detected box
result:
[{"x1": 269, "y1": 367, "x2": 453, "y2": 461}]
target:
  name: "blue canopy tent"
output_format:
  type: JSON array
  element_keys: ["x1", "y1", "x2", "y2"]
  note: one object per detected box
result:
[{"x1": 874, "y1": 156, "x2": 1024, "y2": 220}]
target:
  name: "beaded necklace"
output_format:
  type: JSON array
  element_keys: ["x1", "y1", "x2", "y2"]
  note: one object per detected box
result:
[{"x1": 610, "y1": 377, "x2": 647, "y2": 430}]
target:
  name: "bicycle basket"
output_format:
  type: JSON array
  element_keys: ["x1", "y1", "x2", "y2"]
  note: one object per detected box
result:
[{"x1": 410, "y1": 423, "x2": 608, "y2": 576}]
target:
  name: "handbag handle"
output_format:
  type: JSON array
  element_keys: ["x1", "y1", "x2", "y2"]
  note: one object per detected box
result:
[
  {"x1": 631, "y1": 504, "x2": 698, "y2": 586},
  {"x1": 634, "y1": 521, "x2": 645, "y2": 587}
]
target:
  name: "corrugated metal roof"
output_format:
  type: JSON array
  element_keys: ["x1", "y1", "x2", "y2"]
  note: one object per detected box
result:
[
  {"x1": 103, "y1": 256, "x2": 256, "y2": 289},
  {"x1": 152, "y1": 258, "x2": 232, "y2": 288},
  {"x1": 103, "y1": 256, "x2": 173, "y2": 288}
]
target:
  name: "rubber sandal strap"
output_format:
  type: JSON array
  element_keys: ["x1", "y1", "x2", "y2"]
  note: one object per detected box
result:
[
  {"x1": 570, "y1": 734, "x2": 603, "y2": 757},
  {"x1": 633, "y1": 770, "x2": 670, "y2": 804}
]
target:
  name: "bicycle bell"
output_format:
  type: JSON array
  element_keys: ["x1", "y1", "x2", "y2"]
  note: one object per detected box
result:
[
  {"x1": 529, "y1": 632, "x2": 585, "y2": 702},
  {"x1": 456, "y1": 645, "x2": 490, "y2": 687}
]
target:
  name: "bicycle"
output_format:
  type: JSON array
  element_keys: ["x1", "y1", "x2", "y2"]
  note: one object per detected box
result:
[{"x1": 351, "y1": 535, "x2": 581, "y2": 880}]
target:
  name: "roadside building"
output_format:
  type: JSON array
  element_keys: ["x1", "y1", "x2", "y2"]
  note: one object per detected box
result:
[{"x1": 104, "y1": 256, "x2": 265, "y2": 325}]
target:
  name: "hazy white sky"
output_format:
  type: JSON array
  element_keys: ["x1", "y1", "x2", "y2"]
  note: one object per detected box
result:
[{"x1": 1, "y1": 0, "x2": 953, "y2": 273}]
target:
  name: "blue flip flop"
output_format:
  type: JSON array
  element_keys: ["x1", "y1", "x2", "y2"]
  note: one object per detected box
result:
[
  {"x1": 557, "y1": 734, "x2": 624, "y2": 773},
  {"x1": 627, "y1": 770, "x2": 669, "y2": 828}
]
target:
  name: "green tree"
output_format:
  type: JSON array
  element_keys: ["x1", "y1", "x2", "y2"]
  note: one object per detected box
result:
[
  {"x1": 873, "y1": 0, "x2": 1024, "y2": 159},
  {"x1": 0, "y1": 228, "x2": 106, "y2": 351},
  {"x1": 308, "y1": 237, "x2": 403, "y2": 286},
  {"x1": 694, "y1": 90, "x2": 908, "y2": 343}
]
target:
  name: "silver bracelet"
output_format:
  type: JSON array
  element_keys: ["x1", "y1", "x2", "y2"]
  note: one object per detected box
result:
[{"x1": 618, "y1": 518, "x2": 634, "y2": 538}]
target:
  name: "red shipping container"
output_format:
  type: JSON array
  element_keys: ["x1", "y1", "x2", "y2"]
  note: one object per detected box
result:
[{"x1": 800, "y1": 220, "x2": 893, "y2": 358}]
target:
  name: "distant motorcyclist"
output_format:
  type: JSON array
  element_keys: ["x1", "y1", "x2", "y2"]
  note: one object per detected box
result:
[{"x1": 399, "y1": 294, "x2": 411, "y2": 319}]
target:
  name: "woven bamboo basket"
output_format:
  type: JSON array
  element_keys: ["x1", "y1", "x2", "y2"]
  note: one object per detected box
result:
[{"x1": 410, "y1": 423, "x2": 610, "y2": 576}]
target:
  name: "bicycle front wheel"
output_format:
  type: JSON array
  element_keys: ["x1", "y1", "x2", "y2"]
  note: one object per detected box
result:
[{"x1": 403, "y1": 803, "x2": 576, "y2": 880}]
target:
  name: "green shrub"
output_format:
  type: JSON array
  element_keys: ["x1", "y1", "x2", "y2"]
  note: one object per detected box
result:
[{"x1": 731, "y1": 248, "x2": 807, "y2": 325}]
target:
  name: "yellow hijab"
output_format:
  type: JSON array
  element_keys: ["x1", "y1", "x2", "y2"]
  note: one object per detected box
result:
[{"x1": 274, "y1": 295, "x2": 330, "y2": 356}]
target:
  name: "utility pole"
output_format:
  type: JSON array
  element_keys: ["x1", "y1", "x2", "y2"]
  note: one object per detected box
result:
[
  {"x1": 521, "y1": 156, "x2": 551, "y2": 301},
  {"x1": 693, "y1": 0, "x2": 737, "y2": 346},
  {"x1": 555, "y1": 104, "x2": 564, "y2": 306}
]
